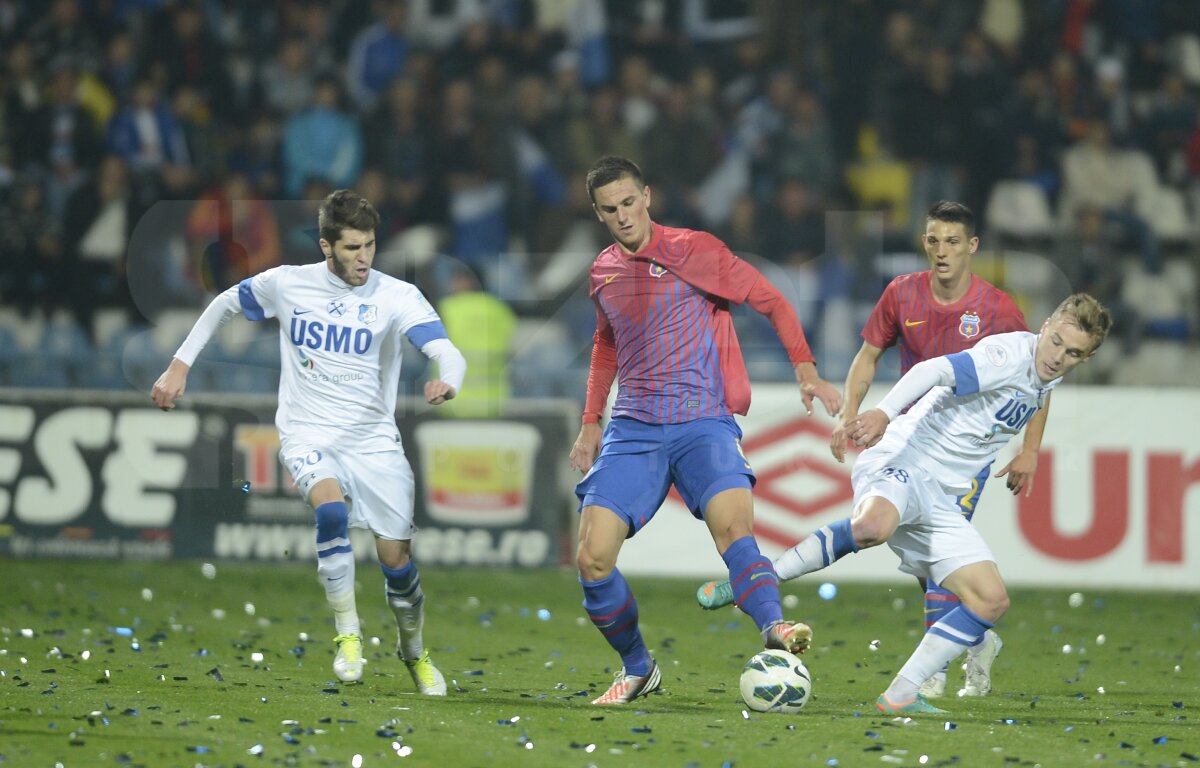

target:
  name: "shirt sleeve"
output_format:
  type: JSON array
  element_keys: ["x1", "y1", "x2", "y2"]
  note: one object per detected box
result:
[
  {"x1": 994, "y1": 291, "x2": 1030, "y2": 333},
  {"x1": 582, "y1": 305, "x2": 617, "y2": 424},
  {"x1": 174, "y1": 286, "x2": 243, "y2": 366},
  {"x1": 396, "y1": 284, "x2": 448, "y2": 347},
  {"x1": 420, "y1": 338, "x2": 467, "y2": 393},
  {"x1": 875, "y1": 356, "x2": 955, "y2": 420},
  {"x1": 861, "y1": 279, "x2": 900, "y2": 349},
  {"x1": 661, "y1": 230, "x2": 758, "y2": 304},
  {"x1": 237, "y1": 268, "x2": 282, "y2": 321},
  {"x1": 743, "y1": 273, "x2": 814, "y2": 365},
  {"x1": 952, "y1": 333, "x2": 1028, "y2": 393}
]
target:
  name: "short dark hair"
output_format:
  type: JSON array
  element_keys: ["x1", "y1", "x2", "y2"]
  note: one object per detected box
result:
[
  {"x1": 926, "y1": 200, "x2": 975, "y2": 237},
  {"x1": 318, "y1": 189, "x2": 380, "y2": 245},
  {"x1": 585, "y1": 156, "x2": 644, "y2": 202}
]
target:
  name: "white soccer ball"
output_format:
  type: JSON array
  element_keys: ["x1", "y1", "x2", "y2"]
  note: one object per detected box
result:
[{"x1": 739, "y1": 649, "x2": 812, "y2": 713}]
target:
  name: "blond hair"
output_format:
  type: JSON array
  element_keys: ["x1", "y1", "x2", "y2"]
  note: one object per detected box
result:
[{"x1": 1052, "y1": 293, "x2": 1112, "y2": 352}]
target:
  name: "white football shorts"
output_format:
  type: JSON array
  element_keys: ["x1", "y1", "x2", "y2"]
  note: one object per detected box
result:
[
  {"x1": 280, "y1": 438, "x2": 416, "y2": 541},
  {"x1": 851, "y1": 452, "x2": 995, "y2": 585}
]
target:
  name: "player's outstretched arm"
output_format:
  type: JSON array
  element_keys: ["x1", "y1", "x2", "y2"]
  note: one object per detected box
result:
[
  {"x1": 831, "y1": 341, "x2": 884, "y2": 463},
  {"x1": 569, "y1": 422, "x2": 603, "y2": 474},
  {"x1": 151, "y1": 358, "x2": 191, "y2": 411},
  {"x1": 995, "y1": 391, "x2": 1052, "y2": 496},
  {"x1": 795, "y1": 362, "x2": 843, "y2": 418}
]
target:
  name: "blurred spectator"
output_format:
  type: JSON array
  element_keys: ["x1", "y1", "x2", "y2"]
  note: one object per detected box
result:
[
  {"x1": 761, "y1": 178, "x2": 824, "y2": 268},
  {"x1": 228, "y1": 111, "x2": 282, "y2": 198},
  {"x1": 24, "y1": 0, "x2": 101, "y2": 72},
  {"x1": 894, "y1": 46, "x2": 968, "y2": 235},
  {"x1": 260, "y1": 35, "x2": 315, "y2": 116},
  {"x1": 345, "y1": 0, "x2": 410, "y2": 113},
  {"x1": 1145, "y1": 72, "x2": 1197, "y2": 184},
  {"x1": 437, "y1": 262, "x2": 516, "y2": 418},
  {"x1": 617, "y1": 53, "x2": 660, "y2": 137},
  {"x1": 186, "y1": 171, "x2": 281, "y2": 291},
  {"x1": 770, "y1": 88, "x2": 837, "y2": 198},
  {"x1": 1057, "y1": 206, "x2": 1142, "y2": 353},
  {"x1": 0, "y1": 177, "x2": 62, "y2": 316},
  {"x1": 1059, "y1": 118, "x2": 1161, "y2": 272},
  {"x1": 564, "y1": 85, "x2": 642, "y2": 175},
  {"x1": 24, "y1": 59, "x2": 103, "y2": 217},
  {"x1": 144, "y1": 2, "x2": 235, "y2": 121},
  {"x1": 106, "y1": 75, "x2": 191, "y2": 190},
  {"x1": 364, "y1": 76, "x2": 440, "y2": 231},
  {"x1": 407, "y1": 0, "x2": 487, "y2": 53},
  {"x1": 100, "y1": 30, "x2": 138, "y2": 108},
  {"x1": 281, "y1": 74, "x2": 363, "y2": 197},
  {"x1": 61, "y1": 155, "x2": 140, "y2": 337},
  {"x1": 642, "y1": 77, "x2": 722, "y2": 228}
]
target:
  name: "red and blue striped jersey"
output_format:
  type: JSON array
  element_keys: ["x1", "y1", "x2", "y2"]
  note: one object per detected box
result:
[
  {"x1": 587, "y1": 224, "x2": 766, "y2": 424},
  {"x1": 862, "y1": 272, "x2": 1027, "y2": 373}
]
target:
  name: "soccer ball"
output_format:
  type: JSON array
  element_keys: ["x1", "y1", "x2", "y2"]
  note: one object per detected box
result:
[{"x1": 739, "y1": 649, "x2": 812, "y2": 713}]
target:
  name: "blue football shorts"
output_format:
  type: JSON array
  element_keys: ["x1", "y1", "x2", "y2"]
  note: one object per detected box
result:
[{"x1": 575, "y1": 416, "x2": 755, "y2": 535}]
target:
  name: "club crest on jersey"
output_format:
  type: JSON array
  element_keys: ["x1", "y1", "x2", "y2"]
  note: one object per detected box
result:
[
  {"x1": 959, "y1": 311, "x2": 981, "y2": 339},
  {"x1": 328, "y1": 300, "x2": 346, "y2": 317},
  {"x1": 358, "y1": 304, "x2": 378, "y2": 324},
  {"x1": 649, "y1": 262, "x2": 666, "y2": 278}
]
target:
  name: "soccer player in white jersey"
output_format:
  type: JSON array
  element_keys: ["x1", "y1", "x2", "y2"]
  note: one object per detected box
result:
[
  {"x1": 768, "y1": 294, "x2": 1110, "y2": 714},
  {"x1": 151, "y1": 190, "x2": 466, "y2": 693}
]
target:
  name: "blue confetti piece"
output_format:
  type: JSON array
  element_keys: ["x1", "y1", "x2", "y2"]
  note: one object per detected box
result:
[
  {"x1": 376, "y1": 729, "x2": 398, "y2": 738},
  {"x1": 1119, "y1": 741, "x2": 1134, "y2": 749},
  {"x1": 827, "y1": 759, "x2": 839, "y2": 766},
  {"x1": 1065, "y1": 726, "x2": 1074, "y2": 732},
  {"x1": 537, "y1": 608, "x2": 551, "y2": 621},
  {"x1": 1154, "y1": 736, "x2": 1168, "y2": 745},
  {"x1": 818, "y1": 582, "x2": 837, "y2": 600},
  {"x1": 864, "y1": 731, "x2": 880, "y2": 739},
  {"x1": 241, "y1": 481, "x2": 251, "y2": 493},
  {"x1": 114, "y1": 627, "x2": 133, "y2": 637},
  {"x1": 631, "y1": 727, "x2": 651, "y2": 734},
  {"x1": 187, "y1": 746, "x2": 209, "y2": 754},
  {"x1": 282, "y1": 734, "x2": 299, "y2": 744},
  {"x1": 1000, "y1": 719, "x2": 1017, "y2": 725},
  {"x1": 944, "y1": 722, "x2": 957, "y2": 731},
  {"x1": 1173, "y1": 702, "x2": 1184, "y2": 709}
]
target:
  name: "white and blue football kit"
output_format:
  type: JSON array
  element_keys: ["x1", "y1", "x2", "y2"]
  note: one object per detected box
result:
[
  {"x1": 853, "y1": 331, "x2": 1059, "y2": 584},
  {"x1": 174, "y1": 264, "x2": 466, "y2": 539}
]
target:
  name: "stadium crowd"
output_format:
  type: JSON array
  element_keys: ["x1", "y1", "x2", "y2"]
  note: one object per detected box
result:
[{"x1": 0, "y1": 0, "x2": 1198, "y2": 394}]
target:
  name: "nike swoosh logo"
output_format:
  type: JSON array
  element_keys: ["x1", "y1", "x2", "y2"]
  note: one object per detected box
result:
[
  {"x1": 905, "y1": 319, "x2": 926, "y2": 327},
  {"x1": 604, "y1": 275, "x2": 618, "y2": 284},
  {"x1": 293, "y1": 309, "x2": 313, "y2": 315}
]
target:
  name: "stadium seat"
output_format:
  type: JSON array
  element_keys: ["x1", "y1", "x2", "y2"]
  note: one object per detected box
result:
[
  {"x1": 1147, "y1": 186, "x2": 1192, "y2": 244},
  {"x1": 985, "y1": 180, "x2": 1055, "y2": 243}
]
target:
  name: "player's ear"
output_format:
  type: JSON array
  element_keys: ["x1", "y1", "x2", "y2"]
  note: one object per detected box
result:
[
  {"x1": 643, "y1": 185, "x2": 652, "y2": 209},
  {"x1": 968, "y1": 236, "x2": 980, "y2": 253},
  {"x1": 319, "y1": 238, "x2": 332, "y2": 259},
  {"x1": 593, "y1": 204, "x2": 603, "y2": 223}
]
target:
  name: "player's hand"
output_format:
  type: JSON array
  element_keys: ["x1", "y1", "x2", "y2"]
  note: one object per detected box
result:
[
  {"x1": 995, "y1": 449, "x2": 1038, "y2": 497},
  {"x1": 151, "y1": 359, "x2": 190, "y2": 411},
  {"x1": 569, "y1": 423, "x2": 603, "y2": 474},
  {"x1": 846, "y1": 409, "x2": 889, "y2": 449},
  {"x1": 425, "y1": 380, "x2": 456, "y2": 405},
  {"x1": 829, "y1": 418, "x2": 856, "y2": 464},
  {"x1": 799, "y1": 377, "x2": 843, "y2": 418}
]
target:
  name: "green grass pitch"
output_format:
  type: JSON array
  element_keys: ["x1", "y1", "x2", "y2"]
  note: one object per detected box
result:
[{"x1": 1, "y1": 560, "x2": 1196, "y2": 767}]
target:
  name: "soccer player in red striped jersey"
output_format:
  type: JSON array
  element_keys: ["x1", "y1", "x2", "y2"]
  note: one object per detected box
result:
[
  {"x1": 826, "y1": 201, "x2": 1050, "y2": 698},
  {"x1": 568, "y1": 156, "x2": 843, "y2": 705}
]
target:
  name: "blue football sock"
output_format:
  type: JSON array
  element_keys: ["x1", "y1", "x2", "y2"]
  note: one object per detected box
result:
[
  {"x1": 381, "y1": 560, "x2": 426, "y2": 660},
  {"x1": 581, "y1": 568, "x2": 650, "y2": 676},
  {"x1": 723, "y1": 535, "x2": 783, "y2": 630},
  {"x1": 314, "y1": 501, "x2": 357, "y2": 635},
  {"x1": 774, "y1": 518, "x2": 859, "y2": 581},
  {"x1": 889, "y1": 605, "x2": 993, "y2": 700},
  {"x1": 923, "y1": 580, "x2": 961, "y2": 630}
]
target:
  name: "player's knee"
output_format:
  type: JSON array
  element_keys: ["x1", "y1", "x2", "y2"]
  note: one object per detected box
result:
[
  {"x1": 314, "y1": 501, "x2": 349, "y2": 541},
  {"x1": 850, "y1": 504, "x2": 897, "y2": 548},
  {"x1": 964, "y1": 586, "x2": 1009, "y2": 622},
  {"x1": 576, "y1": 541, "x2": 615, "y2": 581}
]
